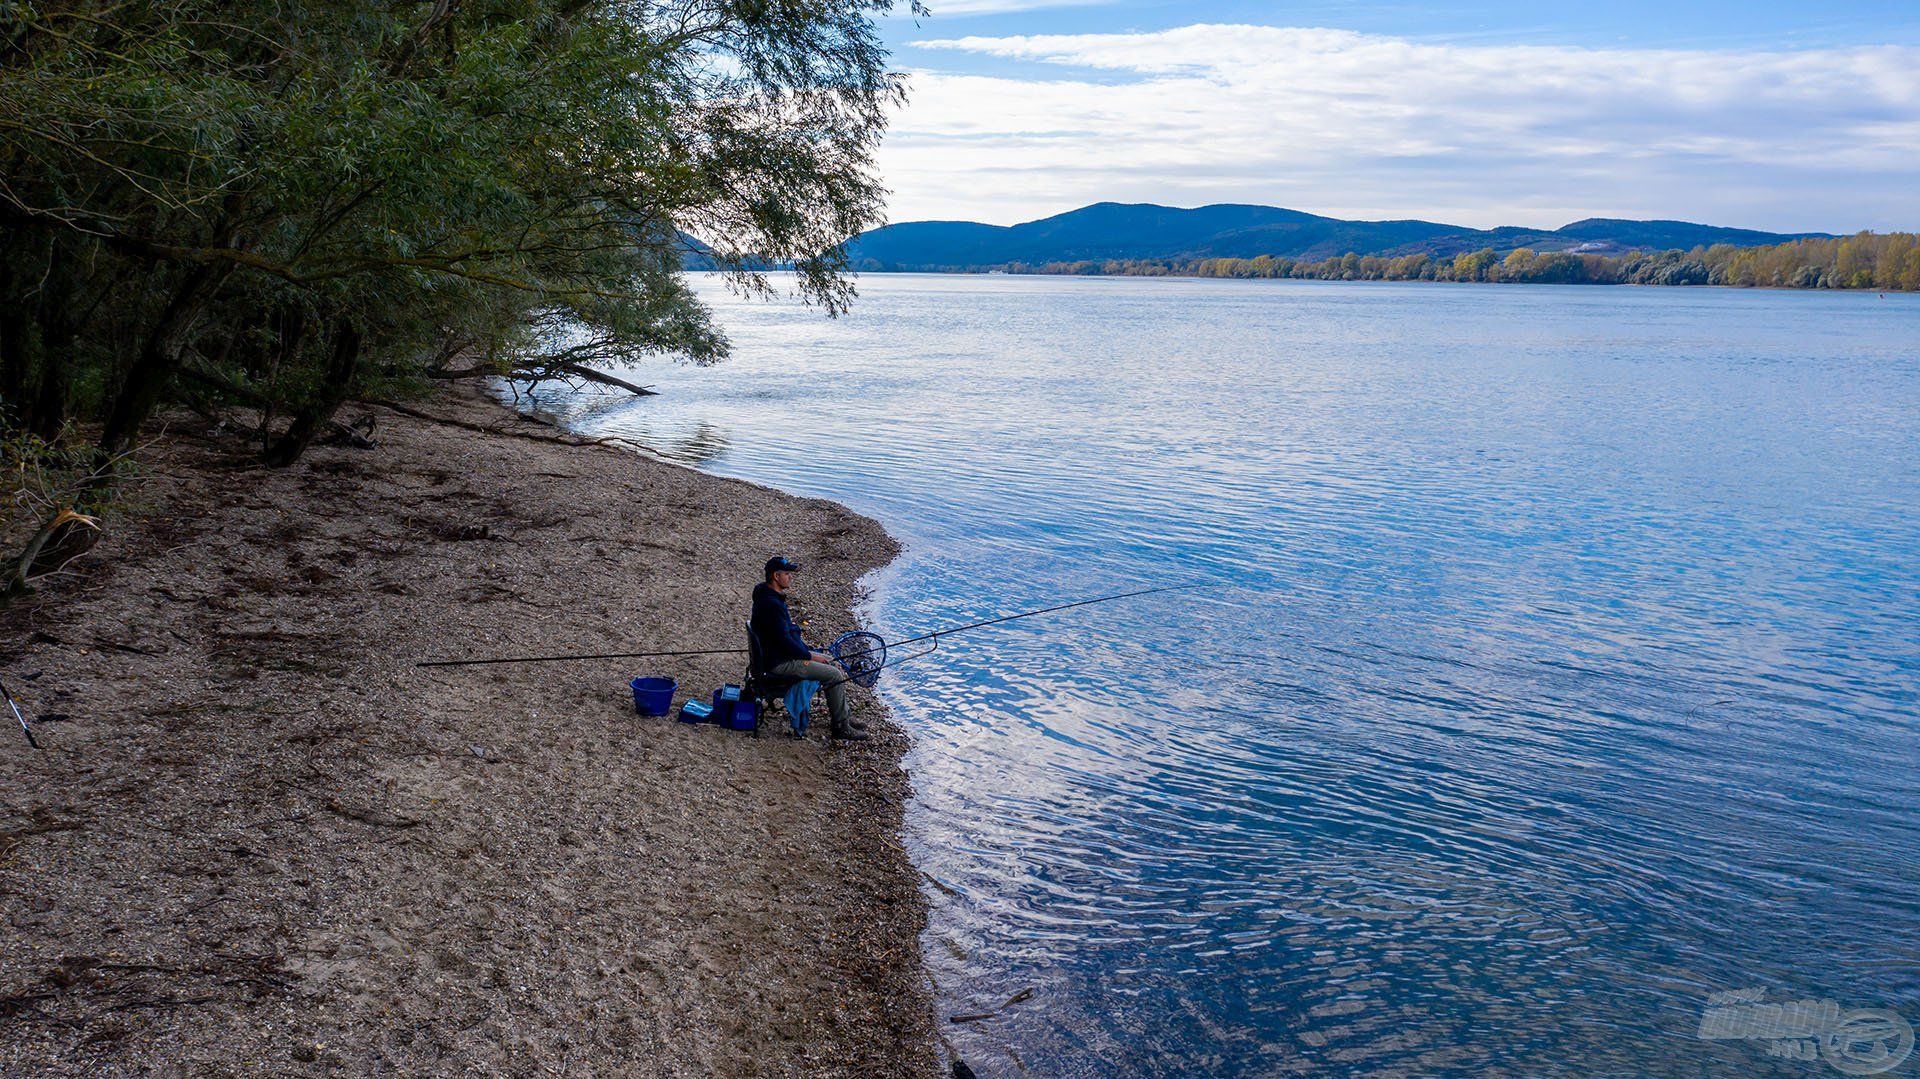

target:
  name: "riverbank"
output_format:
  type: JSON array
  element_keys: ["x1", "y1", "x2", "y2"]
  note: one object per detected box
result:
[{"x1": 0, "y1": 385, "x2": 936, "y2": 1075}]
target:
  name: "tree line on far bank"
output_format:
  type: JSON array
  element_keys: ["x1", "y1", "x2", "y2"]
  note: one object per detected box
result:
[
  {"x1": 998, "y1": 232, "x2": 1920, "y2": 291},
  {"x1": 0, "y1": 0, "x2": 911, "y2": 601}
]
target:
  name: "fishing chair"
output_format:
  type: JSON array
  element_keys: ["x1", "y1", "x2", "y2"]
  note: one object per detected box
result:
[
  {"x1": 743, "y1": 621, "x2": 806, "y2": 738},
  {"x1": 743, "y1": 622, "x2": 902, "y2": 738}
]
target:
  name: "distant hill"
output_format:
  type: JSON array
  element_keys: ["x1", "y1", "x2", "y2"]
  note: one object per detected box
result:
[{"x1": 839, "y1": 203, "x2": 1830, "y2": 271}]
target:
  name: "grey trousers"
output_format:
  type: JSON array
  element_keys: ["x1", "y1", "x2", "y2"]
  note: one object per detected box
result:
[{"x1": 769, "y1": 659, "x2": 852, "y2": 729}]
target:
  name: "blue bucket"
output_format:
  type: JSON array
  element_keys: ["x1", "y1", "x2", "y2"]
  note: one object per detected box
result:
[{"x1": 630, "y1": 677, "x2": 676, "y2": 716}]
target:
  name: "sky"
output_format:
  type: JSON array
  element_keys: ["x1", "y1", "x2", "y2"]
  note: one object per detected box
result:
[{"x1": 869, "y1": 1, "x2": 1920, "y2": 232}]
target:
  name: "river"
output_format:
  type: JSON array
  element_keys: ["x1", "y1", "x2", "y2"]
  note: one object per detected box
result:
[{"x1": 526, "y1": 274, "x2": 1920, "y2": 1076}]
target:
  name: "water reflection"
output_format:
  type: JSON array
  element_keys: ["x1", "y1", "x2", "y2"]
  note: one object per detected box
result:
[
  {"x1": 515, "y1": 383, "x2": 734, "y2": 466},
  {"x1": 661, "y1": 421, "x2": 731, "y2": 466}
]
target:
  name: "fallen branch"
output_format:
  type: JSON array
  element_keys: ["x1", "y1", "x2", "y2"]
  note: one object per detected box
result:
[
  {"x1": 429, "y1": 361, "x2": 657, "y2": 396},
  {"x1": 104, "y1": 995, "x2": 222, "y2": 1012},
  {"x1": 91, "y1": 638, "x2": 165, "y2": 656},
  {"x1": 4, "y1": 509, "x2": 102, "y2": 603},
  {"x1": 362, "y1": 398, "x2": 655, "y2": 455},
  {"x1": 547, "y1": 362, "x2": 656, "y2": 396}
]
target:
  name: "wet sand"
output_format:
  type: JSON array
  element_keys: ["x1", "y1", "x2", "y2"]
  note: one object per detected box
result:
[{"x1": 0, "y1": 386, "x2": 936, "y2": 1075}]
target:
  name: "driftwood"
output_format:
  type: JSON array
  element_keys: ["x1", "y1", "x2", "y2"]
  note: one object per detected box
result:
[
  {"x1": 949, "y1": 987, "x2": 1036, "y2": 1024},
  {"x1": 3, "y1": 508, "x2": 102, "y2": 601}
]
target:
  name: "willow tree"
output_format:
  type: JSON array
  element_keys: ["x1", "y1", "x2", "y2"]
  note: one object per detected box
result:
[{"x1": 0, "y1": 0, "x2": 912, "y2": 592}]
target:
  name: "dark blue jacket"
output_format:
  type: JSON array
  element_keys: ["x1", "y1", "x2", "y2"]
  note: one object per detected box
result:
[{"x1": 751, "y1": 582, "x2": 812, "y2": 666}]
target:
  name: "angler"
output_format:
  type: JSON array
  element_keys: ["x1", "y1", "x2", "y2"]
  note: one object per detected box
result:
[{"x1": 750, "y1": 556, "x2": 868, "y2": 742}]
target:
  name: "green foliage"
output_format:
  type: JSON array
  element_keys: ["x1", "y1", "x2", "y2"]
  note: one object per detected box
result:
[
  {"x1": 0, "y1": 0, "x2": 911, "y2": 461},
  {"x1": 1004, "y1": 233, "x2": 1920, "y2": 291}
]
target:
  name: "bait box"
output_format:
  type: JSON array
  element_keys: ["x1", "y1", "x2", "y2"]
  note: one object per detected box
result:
[{"x1": 677, "y1": 699, "x2": 713, "y2": 724}]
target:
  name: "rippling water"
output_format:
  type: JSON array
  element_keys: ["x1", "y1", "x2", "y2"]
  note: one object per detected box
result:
[{"x1": 525, "y1": 275, "x2": 1920, "y2": 1076}]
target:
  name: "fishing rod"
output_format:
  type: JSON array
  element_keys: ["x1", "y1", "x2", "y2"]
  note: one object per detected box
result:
[
  {"x1": 821, "y1": 582, "x2": 1211, "y2": 689},
  {"x1": 415, "y1": 582, "x2": 1209, "y2": 672},
  {"x1": 854, "y1": 583, "x2": 1206, "y2": 659},
  {"x1": 418, "y1": 646, "x2": 745, "y2": 670},
  {"x1": 0, "y1": 677, "x2": 38, "y2": 749}
]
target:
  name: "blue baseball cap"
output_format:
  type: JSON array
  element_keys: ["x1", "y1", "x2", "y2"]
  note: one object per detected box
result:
[{"x1": 765, "y1": 555, "x2": 802, "y2": 575}]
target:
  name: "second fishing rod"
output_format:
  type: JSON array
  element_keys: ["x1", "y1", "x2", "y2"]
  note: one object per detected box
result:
[{"x1": 415, "y1": 582, "x2": 1209, "y2": 672}]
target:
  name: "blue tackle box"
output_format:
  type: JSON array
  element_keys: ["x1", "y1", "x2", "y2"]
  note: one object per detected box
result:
[{"x1": 710, "y1": 685, "x2": 758, "y2": 731}]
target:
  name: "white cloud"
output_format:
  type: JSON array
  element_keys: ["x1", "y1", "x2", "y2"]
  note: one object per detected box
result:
[{"x1": 877, "y1": 25, "x2": 1920, "y2": 231}]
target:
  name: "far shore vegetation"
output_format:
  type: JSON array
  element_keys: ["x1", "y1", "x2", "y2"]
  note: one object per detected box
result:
[{"x1": 992, "y1": 232, "x2": 1920, "y2": 291}]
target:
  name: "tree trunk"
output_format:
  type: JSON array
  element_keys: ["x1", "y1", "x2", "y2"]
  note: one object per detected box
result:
[
  {"x1": 0, "y1": 241, "x2": 26, "y2": 424},
  {"x1": 96, "y1": 193, "x2": 247, "y2": 465},
  {"x1": 253, "y1": 304, "x2": 308, "y2": 446},
  {"x1": 28, "y1": 237, "x2": 76, "y2": 440},
  {"x1": 266, "y1": 321, "x2": 361, "y2": 467},
  {"x1": 96, "y1": 261, "x2": 228, "y2": 461}
]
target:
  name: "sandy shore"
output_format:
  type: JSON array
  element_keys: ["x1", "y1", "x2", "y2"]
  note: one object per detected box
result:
[{"x1": 0, "y1": 386, "x2": 936, "y2": 1075}]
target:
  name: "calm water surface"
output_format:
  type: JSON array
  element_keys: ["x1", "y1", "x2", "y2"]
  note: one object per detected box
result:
[{"x1": 527, "y1": 276, "x2": 1920, "y2": 1076}]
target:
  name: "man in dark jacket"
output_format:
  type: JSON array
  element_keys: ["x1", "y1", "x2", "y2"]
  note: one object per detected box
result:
[{"x1": 750, "y1": 556, "x2": 868, "y2": 741}]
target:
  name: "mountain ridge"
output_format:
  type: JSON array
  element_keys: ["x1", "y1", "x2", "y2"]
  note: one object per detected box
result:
[{"x1": 839, "y1": 202, "x2": 1833, "y2": 270}]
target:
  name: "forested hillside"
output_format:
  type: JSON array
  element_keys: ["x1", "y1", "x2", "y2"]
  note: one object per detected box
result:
[{"x1": 1014, "y1": 233, "x2": 1920, "y2": 291}]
